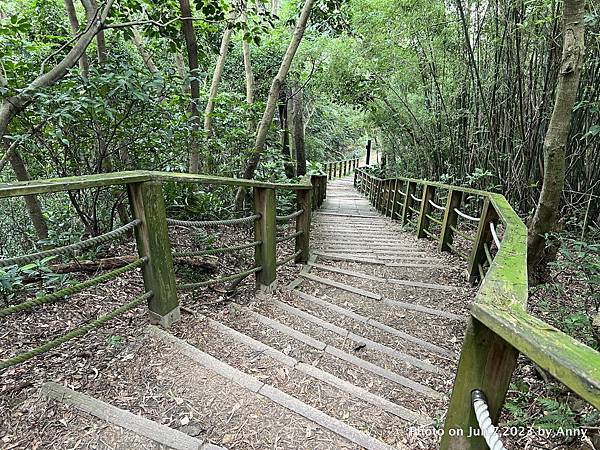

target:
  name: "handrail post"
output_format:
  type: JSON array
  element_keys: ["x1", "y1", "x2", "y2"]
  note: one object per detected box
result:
[
  {"x1": 400, "y1": 181, "x2": 417, "y2": 225},
  {"x1": 295, "y1": 182, "x2": 312, "y2": 263},
  {"x1": 254, "y1": 187, "x2": 277, "y2": 291},
  {"x1": 417, "y1": 184, "x2": 435, "y2": 238},
  {"x1": 391, "y1": 180, "x2": 402, "y2": 220},
  {"x1": 385, "y1": 180, "x2": 393, "y2": 216},
  {"x1": 327, "y1": 163, "x2": 332, "y2": 180},
  {"x1": 128, "y1": 181, "x2": 179, "y2": 327},
  {"x1": 388, "y1": 179, "x2": 396, "y2": 217},
  {"x1": 441, "y1": 318, "x2": 518, "y2": 450},
  {"x1": 468, "y1": 198, "x2": 499, "y2": 284},
  {"x1": 439, "y1": 189, "x2": 463, "y2": 252}
]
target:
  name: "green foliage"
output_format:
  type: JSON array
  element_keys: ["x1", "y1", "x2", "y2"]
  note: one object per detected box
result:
[
  {"x1": 505, "y1": 381, "x2": 598, "y2": 438},
  {"x1": 0, "y1": 257, "x2": 72, "y2": 307},
  {"x1": 306, "y1": 160, "x2": 325, "y2": 175}
]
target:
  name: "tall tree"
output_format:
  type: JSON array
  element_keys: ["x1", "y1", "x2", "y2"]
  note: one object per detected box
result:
[
  {"x1": 179, "y1": 0, "x2": 202, "y2": 173},
  {"x1": 527, "y1": 0, "x2": 586, "y2": 271},
  {"x1": 292, "y1": 86, "x2": 306, "y2": 176},
  {"x1": 64, "y1": 0, "x2": 89, "y2": 78},
  {"x1": 0, "y1": 0, "x2": 114, "y2": 162},
  {"x1": 234, "y1": 0, "x2": 316, "y2": 208},
  {"x1": 204, "y1": 27, "x2": 233, "y2": 140}
]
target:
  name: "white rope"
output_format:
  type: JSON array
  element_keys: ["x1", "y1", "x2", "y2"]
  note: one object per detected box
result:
[
  {"x1": 472, "y1": 390, "x2": 506, "y2": 450},
  {"x1": 410, "y1": 194, "x2": 422, "y2": 202},
  {"x1": 454, "y1": 207, "x2": 480, "y2": 222},
  {"x1": 489, "y1": 222, "x2": 501, "y2": 248},
  {"x1": 428, "y1": 199, "x2": 445, "y2": 211}
]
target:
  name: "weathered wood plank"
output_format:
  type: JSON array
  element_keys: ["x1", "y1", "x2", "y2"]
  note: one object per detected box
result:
[{"x1": 42, "y1": 382, "x2": 213, "y2": 450}]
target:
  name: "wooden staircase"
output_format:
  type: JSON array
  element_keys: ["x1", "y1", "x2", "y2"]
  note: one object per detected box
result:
[{"x1": 36, "y1": 177, "x2": 474, "y2": 450}]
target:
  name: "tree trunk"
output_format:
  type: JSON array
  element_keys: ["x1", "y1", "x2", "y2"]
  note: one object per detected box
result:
[
  {"x1": 81, "y1": 0, "x2": 108, "y2": 64},
  {"x1": 293, "y1": 87, "x2": 306, "y2": 176},
  {"x1": 64, "y1": 0, "x2": 89, "y2": 78},
  {"x1": 271, "y1": 0, "x2": 280, "y2": 16},
  {"x1": 234, "y1": 0, "x2": 315, "y2": 209},
  {"x1": 527, "y1": 0, "x2": 586, "y2": 271},
  {"x1": 242, "y1": 2, "x2": 255, "y2": 132},
  {"x1": 7, "y1": 148, "x2": 49, "y2": 242},
  {"x1": 179, "y1": 0, "x2": 202, "y2": 173},
  {"x1": 132, "y1": 28, "x2": 159, "y2": 75},
  {"x1": 204, "y1": 28, "x2": 233, "y2": 139},
  {"x1": 0, "y1": 0, "x2": 114, "y2": 146}
]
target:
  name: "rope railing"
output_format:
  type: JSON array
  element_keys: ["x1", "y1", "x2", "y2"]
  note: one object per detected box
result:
[
  {"x1": 0, "y1": 220, "x2": 141, "y2": 268},
  {"x1": 426, "y1": 214, "x2": 443, "y2": 226},
  {"x1": 449, "y1": 225, "x2": 476, "y2": 243},
  {"x1": 0, "y1": 291, "x2": 152, "y2": 371},
  {"x1": 173, "y1": 241, "x2": 261, "y2": 258},
  {"x1": 447, "y1": 243, "x2": 469, "y2": 261},
  {"x1": 472, "y1": 390, "x2": 507, "y2": 450},
  {"x1": 490, "y1": 222, "x2": 501, "y2": 248},
  {"x1": 454, "y1": 208, "x2": 480, "y2": 222},
  {"x1": 166, "y1": 215, "x2": 260, "y2": 227},
  {"x1": 422, "y1": 228, "x2": 440, "y2": 241},
  {"x1": 428, "y1": 199, "x2": 445, "y2": 211},
  {"x1": 275, "y1": 231, "x2": 303, "y2": 243},
  {"x1": 410, "y1": 194, "x2": 422, "y2": 202},
  {"x1": 277, "y1": 250, "x2": 302, "y2": 267},
  {"x1": 177, "y1": 266, "x2": 262, "y2": 291},
  {"x1": 0, "y1": 257, "x2": 147, "y2": 318},
  {"x1": 275, "y1": 209, "x2": 304, "y2": 222}
]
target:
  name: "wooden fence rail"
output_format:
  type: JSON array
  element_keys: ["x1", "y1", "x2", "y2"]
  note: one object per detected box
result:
[
  {"x1": 354, "y1": 167, "x2": 600, "y2": 450},
  {"x1": 0, "y1": 171, "x2": 327, "y2": 331},
  {"x1": 324, "y1": 157, "x2": 360, "y2": 180}
]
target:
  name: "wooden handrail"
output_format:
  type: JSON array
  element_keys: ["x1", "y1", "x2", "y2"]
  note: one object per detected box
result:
[
  {"x1": 0, "y1": 171, "x2": 327, "y2": 330},
  {"x1": 0, "y1": 170, "x2": 312, "y2": 199},
  {"x1": 355, "y1": 167, "x2": 600, "y2": 449}
]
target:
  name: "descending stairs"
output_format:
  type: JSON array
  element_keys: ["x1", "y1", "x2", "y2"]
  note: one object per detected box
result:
[{"x1": 38, "y1": 177, "x2": 473, "y2": 449}]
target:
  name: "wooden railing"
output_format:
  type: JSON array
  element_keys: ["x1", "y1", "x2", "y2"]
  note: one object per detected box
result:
[
  {"x1": 324, "y1": 157, "x2": 360, "y2": 180},
  {"x1": 355, "y1": 167, "x2": 600, "y2": 449},
  {"x1": 0, "y1": 170, "x2": 326, "y2": 370}
]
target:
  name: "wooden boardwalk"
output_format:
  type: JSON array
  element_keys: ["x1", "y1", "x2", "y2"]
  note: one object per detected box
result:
[{"x1": 37, "y1": 176, "x2": 473, "y2": 450}]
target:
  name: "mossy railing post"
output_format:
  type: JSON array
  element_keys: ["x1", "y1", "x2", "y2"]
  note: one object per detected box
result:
[
  {"x1": 386, "y1": 179, "x2": 394, "y2": 217},
  {"x1": 391, "y1": 180, "x2": 402, "y2": 220},
  {"x1": 295, "y1": 181, "x2": 312, "y2": 264},
  {"x1": 400, "y1": 181, "x2": 416, "y2": 225},
  {"x1": 417, "y1": 184, "x2": 435, "y2": 238},
  {"x1": 439, "y1": 189, "x2": 463, "y2": 252},
  {"x1": 253, "y1": 187, "x2": 277, "y2": 291},
  {"x1": 127, "y1": 181, "x2": 179, "y2": 327},
  {"x1": 441, "y1": 318, "x2": 518, "y2": 450},
  {"x1": 327, "y1": 163, "x2": 332, "y2": 180},
  {"x1": 468, "y1": 198, "x2": 499, "y2": 283}
]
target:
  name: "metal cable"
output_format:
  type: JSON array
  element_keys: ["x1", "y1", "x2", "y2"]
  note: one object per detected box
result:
[
  {"x1": 177, "y1": 266, "x2": 262, "y2": 290},
  {"x1": 472, "y1": 390, "x2": 507, "y2": 450},
  {"x1": 275, "y1": 231, "x2": 303, "y2": 243},
  {"x1": 454, "y1": 208, "x2": 481, "y2": 222},
  {"x1": 275, "y1": 209, "x2": 304, "y2": 222},
  {"x1": 0, "y1": 220, "x2": 141, "y2": 268},
  {"x1": 276, "y1": 250, "x2": 302, "y2": 267},
  {"x1": 0, "y1": 258, "x2": 147, "y2": 318},
  {"x1": 166, "y1": 214, "x2": 260, "y2": 227},
  {"x1": 173, "y1": 241, "x2": 261, "y2": 258},
  {"x1": 0, "y1": 291, "x2": 152, "y2": 371}
]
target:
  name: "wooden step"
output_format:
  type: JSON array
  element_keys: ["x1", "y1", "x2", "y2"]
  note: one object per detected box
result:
[
  {"x1": 148, "y1": 326, "x2": 397, "y2": 450},
  {"x1": 42, "y1": 382, "x2": 219, "y2": 450},
  {"x1": 291, "y1": 290, "x2": 457, "y2": 360},
  {"x1": 232, "y1": 304, "x2": 444, "y2": 400},
  {"x1": 196, "y1": 313, "x2": 432, "y2": 425}
]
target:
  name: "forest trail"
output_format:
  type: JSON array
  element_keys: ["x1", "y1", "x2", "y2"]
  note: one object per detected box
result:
[{"x1": 33, "y1": 176, "x2": 474, "y2": 450}]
